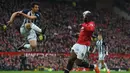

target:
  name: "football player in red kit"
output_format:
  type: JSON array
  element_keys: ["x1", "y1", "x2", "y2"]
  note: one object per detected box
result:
[{"x1": 64, "y1": 11, "x2": 100, "y2": 73}]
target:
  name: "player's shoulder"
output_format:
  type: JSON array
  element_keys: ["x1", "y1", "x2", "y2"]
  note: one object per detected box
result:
[
  {"x1": 35, "y1": 12, "x2": 40, "y2": 16},
  {"x1": 88, "y1": 21, "x2": 95, "y2": 25},
  {"x1": 80, "y1": 22, "x2": 86, "y2": 27},
  {"x1": 81, "y1": 21, "x2": 95, "y2": 27},
  {"x1": 22, "y1": 9, "x2": 30, "y2": 14},
  {"x1": 35, "y1": 12, "x2": 40, "y2": 14},
  {"x1": 89, "y1": 21, "x2": 94, "y2": 23}
]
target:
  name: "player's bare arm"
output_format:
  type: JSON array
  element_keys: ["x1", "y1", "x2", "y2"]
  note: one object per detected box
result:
[
  {"x1": 18, "y1": 12, "x2": 37, "y2": 19},
  {"x1": 7, "y1": 12, "x2": 21, "y2": 25},
  {"x1": 92, "y1": 46, "x2": 96, "y2": 53}
]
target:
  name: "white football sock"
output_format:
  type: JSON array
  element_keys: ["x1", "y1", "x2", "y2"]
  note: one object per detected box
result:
[
  {"x1": 104, "y1": 63, "x2": 108, "y2": 70},
  {"x1": 98, "y1": 62, "x2": 102, "y2": 70},
  {"x1": 31, "y1": 23, "x2": 42, "y2": 33},
  {"x1": 24, "y1": 44, "x2": 31, "y2": 49}
]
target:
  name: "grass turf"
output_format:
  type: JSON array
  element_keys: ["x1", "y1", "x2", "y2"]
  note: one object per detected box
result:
[{"x1": 0, "y1": 71, "x2": 129, "y2": 73}]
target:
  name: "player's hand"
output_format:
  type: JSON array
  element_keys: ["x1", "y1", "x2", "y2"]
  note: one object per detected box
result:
[
  {"x1": 7, "y1": 21, "x2": 12, "y2": 24},
  {"x1": 39, "y1": 34, "x2": 43, "y2": 41},
  {"x1": 7, "y1": 21, "x2": 13, "y2": 26}
]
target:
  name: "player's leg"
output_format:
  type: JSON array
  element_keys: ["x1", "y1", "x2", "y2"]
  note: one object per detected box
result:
[
  {"x1": 18, "y1": 39, "x2": 37, "y2": 51},
  {"x1": 25, "y1": 23, "x2": 42, "y2": 33},
  {"x1": 18, "y1": 25, "x2": 31, "y2": 50},
  {"x1": 18, "y1": 27, "x2": 37, "y2": 51},
  {"x1": 101, "y1": 60, "x2": 105, "y2": 68},
  {"x1": 98, "y1": 60, "x2": 102, "y2": 70},
  {"x1": 75, "y1": 58, "x2": 99, "y2": 73},
  {"x1": 18, "y1": 43, "x2": 31, "y2": 50},
  {"x1": 74, "y1": 45, "x2": 100, "y2": 73},
  {"x1": 75, "y1": 59, "x2": 96, "y2": 69},
  {"x1": 28, "y1": 29, "x2": 37, "y2": 51},
  {"x1": 100, "y1": 55, "x2": 110, "y2": 73},
  {"x1": 98, "y1": 54, "x2": 104, "y2": 68},
  {"x1": 25, "y1": 23, "x2": 46, "y2": 34},
  {"x1": 25, "y1": 23, "x2": 46, "y2": 41},
  {"x1": 64, "y1": 44, "x2": 80, "y2": 73},
  {"x1": 29, "y1": 39, "x2": 37, "y2": 51},
  {"x1": 64, "y1": 50, "x2": 77, "y2": 73},
  {"x1": 103, "y1": 61, "x2": 110, "y2": 73}
]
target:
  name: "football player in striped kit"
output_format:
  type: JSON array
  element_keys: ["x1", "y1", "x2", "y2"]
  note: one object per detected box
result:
[
  {"x1": 93, "y1": 33, "x2": 110, "y2": 73},
  {"x1": 7, "y1": 2, "x2": 46, "y2": 51}
]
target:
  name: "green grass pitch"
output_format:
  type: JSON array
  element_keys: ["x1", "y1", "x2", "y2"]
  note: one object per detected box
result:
[{"x1": 0, "y1": 71, "x2": 129, "y2": 73}]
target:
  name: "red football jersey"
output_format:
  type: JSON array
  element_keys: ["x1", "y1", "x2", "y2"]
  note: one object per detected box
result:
[{"x1": 77, "y1": 21, "x2": 95, "y2": 46}]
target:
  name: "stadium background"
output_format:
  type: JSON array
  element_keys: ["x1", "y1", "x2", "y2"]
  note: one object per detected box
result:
[{"x1": 0, "y1": 0, "x2": 130, "y2": 72}]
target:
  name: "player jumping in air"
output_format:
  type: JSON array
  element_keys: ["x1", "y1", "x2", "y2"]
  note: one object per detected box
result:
[
  {"x1": 93, "y1": 33, "x2": 110, "y2": 73},
  {"x1": 7, "y1": 2, "x2": 45, "y2": 51},
  {"x1": 64, "y1": 11, "x2": 100, "y2": 73}
]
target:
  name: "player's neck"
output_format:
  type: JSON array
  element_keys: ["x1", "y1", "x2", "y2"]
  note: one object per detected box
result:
[
  {"x1": 99, "y1": 39, "x2": 103, "y2": 41},
  {"x1": 31, "y1": 10, "x2": 35, "y2": 14}
]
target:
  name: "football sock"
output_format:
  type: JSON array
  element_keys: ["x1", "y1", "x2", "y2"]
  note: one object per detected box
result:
[
  {"x1": 31, "y1": 23, "x2": 42, "y2": 33},
  {"x1": 24, "y1": 44, "x2": 31, "y2": 49}
]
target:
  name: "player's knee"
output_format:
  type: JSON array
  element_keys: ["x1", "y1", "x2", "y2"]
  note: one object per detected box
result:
[
  {"x1": 29, "y1": 40, "x2": 37, "y2": 49},
  {"x1": 69, "y1": 56, "x2": 76, "y2": 62},
  {"x1": 30, "y1": 44, "x2": 37, "y2": 49},
  {"x1": 25, "y1": 23, "x2": 31, "y2": 29}
]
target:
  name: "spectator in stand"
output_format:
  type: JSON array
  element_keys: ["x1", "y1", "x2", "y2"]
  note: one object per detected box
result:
[
  {"x1": 0, "y1": 1, "x2": 130, "y2": 53},
  {"x1": 0, "y1": 54, "x2": 130, "y2": 71}
]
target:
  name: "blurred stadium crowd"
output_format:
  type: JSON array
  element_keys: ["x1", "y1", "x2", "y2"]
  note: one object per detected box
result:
[
  {"x1": 0, "y1": 0, "x2": 130, "y2": 71},
  {"x1": 0, "y1": 54, "x2": 130, "y2": 71}
]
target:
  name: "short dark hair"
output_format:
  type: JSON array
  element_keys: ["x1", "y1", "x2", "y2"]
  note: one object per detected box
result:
[
  {"x1": 84, "y1": 13, "x2": 94, "y2": 22},
  {"x1": 31, "y1": 2, "x2": 39, "y2": 8}
]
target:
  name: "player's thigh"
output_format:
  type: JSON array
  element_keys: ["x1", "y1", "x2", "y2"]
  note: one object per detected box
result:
[
  {"x1": 75, "y1": 59, "x2": 83, "y2": 65},
  {"x1": 29, "y1": 40, "x2": 37, "y2": 48},
  {"x1": 98, "y1": 60, "x2": 104, "y2": 66},
  {"x1": 77, "y1": 45, "x2": 90, "y2": 60},
  {"x1": 71, "y1": 43, "x2": 90, "y2": 60},
  {"x1": 28, "y1": 29, "x2": 37, "y2": 48},
  {"x1": 101, "y1": 60, "x2": 105, "y2": 65},
  {"x1": 25, "y1": 23, "x2": 31, "y2": 29},
  {"x1": 98, "y1": 60, "x2": 103, "y2": 63},
  {"x1": 69, "y1": 50, "x2": 77, "y2": 61},
  {"x1": 20, "y1": 26, "x2": 26, "y2": 35}
]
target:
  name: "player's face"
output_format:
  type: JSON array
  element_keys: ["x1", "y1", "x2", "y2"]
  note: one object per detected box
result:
[
  {"x1": 98, "y1": 35, "x2": 102, "y2": 40},
  {"x1": 32, "y1": 5, "x2": 39, "y2": 12}
]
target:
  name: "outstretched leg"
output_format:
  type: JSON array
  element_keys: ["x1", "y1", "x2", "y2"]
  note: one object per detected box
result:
[
  {"x1": 75, "y1": 59, "x2": 100, "y2": 73},
  {"x1": 64, "y1": 50, "x2": 77, "y2": 73}
]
